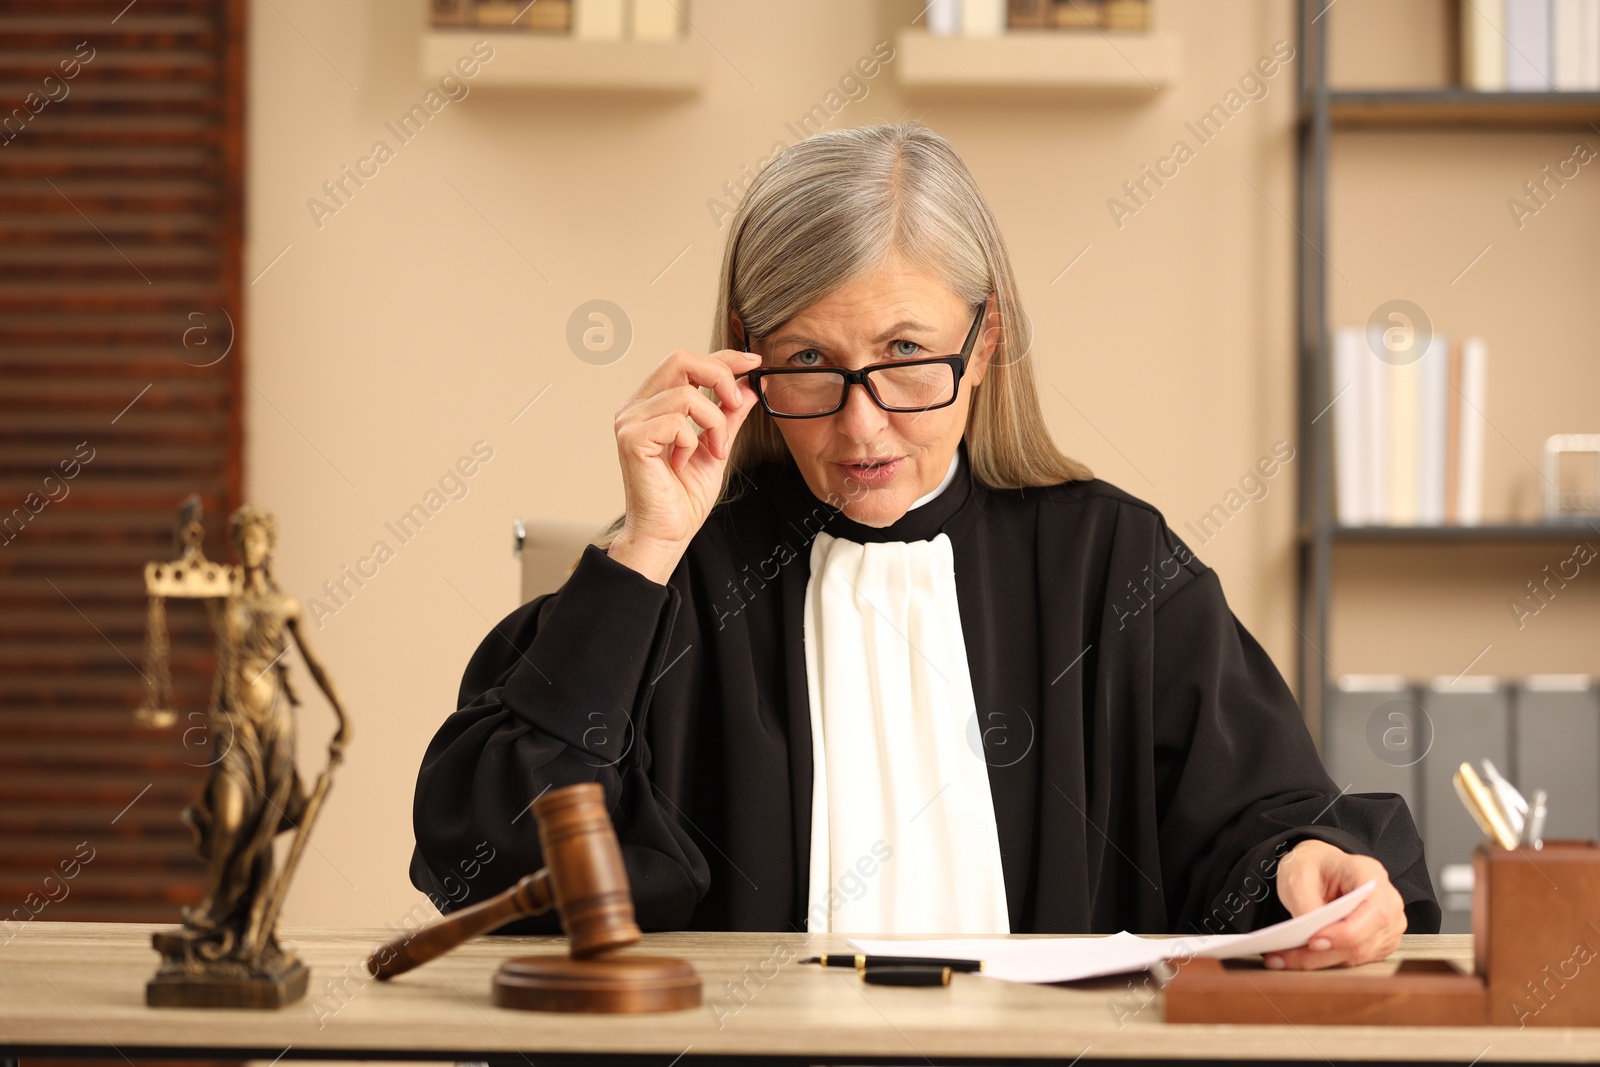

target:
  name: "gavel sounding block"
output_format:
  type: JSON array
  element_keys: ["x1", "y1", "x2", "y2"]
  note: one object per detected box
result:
[
  {"x1": 493, "y1": 955, "x2": 702, "y2": 1013},
  {"x1": 1164, "y1": 839, "x2": 1600, "y2": 1027}
]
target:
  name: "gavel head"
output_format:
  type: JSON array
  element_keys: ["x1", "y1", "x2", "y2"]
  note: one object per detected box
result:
[{"x1": 533, "y1": 782, "x2": 642, "y2": 959}]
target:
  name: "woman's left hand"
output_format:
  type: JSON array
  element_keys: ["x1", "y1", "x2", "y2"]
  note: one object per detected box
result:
[{"x1": 1265, "y1": 838, "x2": 1407, "y2": 970}]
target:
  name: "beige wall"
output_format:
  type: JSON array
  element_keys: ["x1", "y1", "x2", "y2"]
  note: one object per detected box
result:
[{"x1": 250, "y1": 0, "x2": 1578, "y2": 930}]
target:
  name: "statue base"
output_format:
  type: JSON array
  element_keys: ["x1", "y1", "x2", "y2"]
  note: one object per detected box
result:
[{"x1": 147, "y1": 928, "x2": 310, "y2": 1009}]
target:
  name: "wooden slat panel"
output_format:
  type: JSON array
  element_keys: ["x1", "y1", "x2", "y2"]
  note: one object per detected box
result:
[{"x1": 0, "y1": 0, "x2": 245, "y2": 950}]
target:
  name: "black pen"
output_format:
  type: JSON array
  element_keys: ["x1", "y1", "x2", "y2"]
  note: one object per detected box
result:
[
  {"x1": 863, "y1": 965, "x2": 953, "y2": 987},
  {"x1": 801, "y1": 954, "x2": 982, "y2": 972}
]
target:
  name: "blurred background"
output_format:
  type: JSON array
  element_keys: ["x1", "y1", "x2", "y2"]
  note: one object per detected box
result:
[{"x1": 2, "y1": 0, "x2": 1597, "y2": 981}]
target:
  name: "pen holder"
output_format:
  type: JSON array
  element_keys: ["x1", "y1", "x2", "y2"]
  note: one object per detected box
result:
[{"x1": 1473, "y1": 839, "x2": 1600, "y2": 1027}]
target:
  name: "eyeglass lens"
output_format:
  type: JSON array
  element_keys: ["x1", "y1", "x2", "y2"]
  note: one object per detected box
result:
[{"x1": 759, "y1": 362, "x2": 956, "y2": 416}]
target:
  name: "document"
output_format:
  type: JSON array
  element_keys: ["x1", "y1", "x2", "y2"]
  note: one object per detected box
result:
[{"x1": 847, "y1": 880, "x2": 1376, "y2": 984}]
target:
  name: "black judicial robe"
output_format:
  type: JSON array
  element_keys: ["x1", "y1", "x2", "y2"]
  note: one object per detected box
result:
[{"x1": 410, "y1": 442, "x2": 1441, "y2": 936}]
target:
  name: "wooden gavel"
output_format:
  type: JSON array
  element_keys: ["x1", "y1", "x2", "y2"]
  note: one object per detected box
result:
[
  {"x1": 366, "y1": 782, "x2": 700, "y2": 1012},
  {"x1": 367, "y1": 782, "x2": 641, "y2": 980}
]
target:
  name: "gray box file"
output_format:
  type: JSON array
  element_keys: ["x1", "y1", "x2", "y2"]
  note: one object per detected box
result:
[
  {"x1": 1420, "y1": 679, "x2": 1509, "y2": 933},
  {"x1": 1322, "y1": 677, "x2": 1420, "y2": 819},
  {"x1": 1515, "y1": 678, "x2": 1600, "y2": 842}
]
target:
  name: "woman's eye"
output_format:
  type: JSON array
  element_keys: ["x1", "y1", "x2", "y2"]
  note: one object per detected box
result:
[
  {"x1": 789, "y1": 349, "x2": 824, "y2": 367},
  {"x1": 891, "y1": 339, "x2": 922, "y2": 358}
]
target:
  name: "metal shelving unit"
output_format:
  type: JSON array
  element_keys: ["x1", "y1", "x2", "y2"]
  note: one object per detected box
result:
[{"x1": 1291, "y1": 1, "x2": 1600, "y2": 739}]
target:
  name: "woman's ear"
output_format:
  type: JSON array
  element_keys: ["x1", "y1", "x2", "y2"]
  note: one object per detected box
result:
[
  {"x1": 729, "y1": 310, "x2": 748, "y2": 351},
  {"x1": 971, "y1": 294, "x2": 1001, "y2": 386}
]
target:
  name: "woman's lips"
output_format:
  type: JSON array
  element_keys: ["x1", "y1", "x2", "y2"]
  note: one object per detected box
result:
[{"x1": 836, "y1": 457, "x2": 903, "y2": 487}]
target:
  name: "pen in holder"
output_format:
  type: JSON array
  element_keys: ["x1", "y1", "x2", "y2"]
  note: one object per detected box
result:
[{"x1": 1474, "y1": 839, "x2": 1600, "y2": 1027}]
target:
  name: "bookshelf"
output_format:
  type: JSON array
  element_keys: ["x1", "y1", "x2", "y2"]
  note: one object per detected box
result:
[
  {"x1": 1328, "y1": 524, "x2": 1600, "y2": 543},
  {"x1": 893, "y1": 28, "x2": 1179, "y2": 99},
  {"x1": 1326, "y1": 89, "x2": 1600, "y2": 127},
  {"x1": 1293, "y1": 2, "x2": 1600, "y2": 738}
]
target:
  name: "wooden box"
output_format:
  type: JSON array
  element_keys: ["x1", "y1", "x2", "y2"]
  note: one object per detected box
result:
[{"x1": 1164, "y1": 840, "x2": 1600, "y2": 1027}]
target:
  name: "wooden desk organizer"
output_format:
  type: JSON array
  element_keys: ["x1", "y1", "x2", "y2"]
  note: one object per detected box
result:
[{"x1": 1163, "y1": 840, "x2": 1600, "y2": 1027}]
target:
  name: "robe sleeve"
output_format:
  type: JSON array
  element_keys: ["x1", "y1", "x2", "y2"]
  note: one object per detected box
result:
[
  {"x1": 408, "y1": 544, "x2": 711, "y2": 932},
  {"x1": 1150, "y1": 550, "x2": 1441, "y2": 938}
]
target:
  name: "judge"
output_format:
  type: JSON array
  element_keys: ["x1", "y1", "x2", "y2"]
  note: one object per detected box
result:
[{"x1": 411, "y1": 121, "x2": 1439, "y2": 968}]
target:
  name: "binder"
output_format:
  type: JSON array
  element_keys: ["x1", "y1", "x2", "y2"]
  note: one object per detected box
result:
[
  {"x1": 1362, "y1": 324, "x2": 1390, "y2": 523},
  {"x1": 1457, "y1": 338, "x2": 1488, "y2": 525},
  {"x1": 1417, "y1": 333, "x2": 1449, "y2": 526},
  {"x1": 1322, "y1": 677, "x2": 1419, "y2": 819},
  {"x1": 1462, "y1": 0, "x2": 1508, "y2": 90},
  {"x1": 1331, "y1": 328, "x2": 1367, "y2": 526},
  {"x1": 1515, "y1": 676, "x2": 1600, "y2": 841},
  {"x1": 1421, "y1": 678, "x2": 1509, "y2": 932},
  {"x1": 1506, "y1": 0, "x2": 1556, "y2": 89},
  {"x1": 1386, "y1": 356, "x2": 1420, "y2": 525},
  {"x1": 573, "y1": 0, "x2": 626, "y2": 39}
]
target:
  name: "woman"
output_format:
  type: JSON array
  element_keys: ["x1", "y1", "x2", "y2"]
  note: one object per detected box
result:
[{"x1": 411, "y1": 122, "x2": 1438, "y2": 968}]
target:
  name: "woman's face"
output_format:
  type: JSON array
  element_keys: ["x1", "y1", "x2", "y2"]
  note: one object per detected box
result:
[
  {"x1": 749, "y1": 255, "x2": 997, "y2": 528},
  {"x1": 239, "y1": 525, "x2": 270, "y2": 568}
]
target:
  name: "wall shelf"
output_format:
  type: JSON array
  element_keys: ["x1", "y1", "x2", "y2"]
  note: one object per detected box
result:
[
  {"x1": 420, "y1": 31, "x2": 707, "y2": 93},
  {"x1": 1329, "y1": 524, "x2": 1600, "y2": 543},
  {"x1": 1319, "y1": 89, "x2": 1600, "y2": 129},
  {"x1": 893, "y1": 28, "x2": 1177, "y2": 100}
]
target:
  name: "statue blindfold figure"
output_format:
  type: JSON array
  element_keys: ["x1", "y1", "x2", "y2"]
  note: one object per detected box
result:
[{"x1": 146, "y1": 502, "x2": 350, "y2": 1009}]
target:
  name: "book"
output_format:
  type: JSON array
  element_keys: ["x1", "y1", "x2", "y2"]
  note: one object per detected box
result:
[
  {"x1": 1417, "y1": 333, "x2": 1450, "y2": 526},
  {"x1": 472, "y1": 0, "x2": 524, "y2": 25},
  {"x1": 1462, "y1": 0, "x2": 1508, "y2": 89},
  {"x1": 573, "y1": 0, "x2": 626, "y2": 39},
  {"x1": 1445, "y1": 340, "x2": 1463, "y2": 523},
  {"x1": 1582, "y1": 0, "x2": 1600, "y2": 87},
  {"x1": 1332, "y1": 328, "x2": 1367, "y2": 526},
  {"x1": 1007, "y1": 0, "x2": 1052, "y2": 29},
  {"x1": 1457, "y1": 338, "x2": 1488, "y2": 525},
  {"x1": 1387, "y1": 356, "x2": 1421, "y2": 526},
  {"x1": 630, "y1": 0, "x2": 681, "y2": 39},
  {"x1": 1555, "y1": 0, "x2": 1587, "y2": 86},
  {"x1": 926, "y1": 0, "x2": 961, "y2": 35},
  {"x1": 474, "y1": 0, "x2": 572, "y2": 31},
  {"x1": 1053, "y1": 0, "x2": 1103, "y2": 29},
  {"x1": 430, "y1": 0, "x2": 475, "y2": 27},
  {"x1": 961, "y1": 0, "x2": 1007, "y2": 36},
  {"x1": 1362, "y1": 325, "x2": 1390, "y2": 524},
  {"x1": 1102, "y1": 0, "x2": 1150, "y2": 30},
  {"x1": 1506, "y1": 0, "x2": 1555, "y2": 89}
]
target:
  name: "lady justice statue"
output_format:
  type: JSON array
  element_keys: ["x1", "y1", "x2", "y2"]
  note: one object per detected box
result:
[{"x1": 140, "y1": 499, "x2": 350, "y2": 1008}]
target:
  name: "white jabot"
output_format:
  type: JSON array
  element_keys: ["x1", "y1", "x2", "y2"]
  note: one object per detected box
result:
[
  {"x1": 801, "y1": 520, "x2": 1011, "y2": 935},
  {"x1": 908, "y1": 449, "x2": 960, "y2": 510}
]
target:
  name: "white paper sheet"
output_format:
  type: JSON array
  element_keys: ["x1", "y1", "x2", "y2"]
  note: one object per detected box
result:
[{"x1": 847, "y1": 879, "x2": 1376, "y2": 983}]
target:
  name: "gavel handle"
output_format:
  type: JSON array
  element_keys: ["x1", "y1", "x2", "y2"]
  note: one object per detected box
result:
[{"x1": 367, "y1": 870, "x2": 555, "y2": 981}]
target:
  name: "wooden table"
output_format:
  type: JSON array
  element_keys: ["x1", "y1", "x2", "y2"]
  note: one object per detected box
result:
[{"x1": 1, "y1": 923, "x2": 1597, "y2": 1064}]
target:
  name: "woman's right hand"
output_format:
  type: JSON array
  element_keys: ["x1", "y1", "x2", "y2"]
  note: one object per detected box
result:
[{"x1": 608, "y1": 347, "x2": 762, "y2": 584}]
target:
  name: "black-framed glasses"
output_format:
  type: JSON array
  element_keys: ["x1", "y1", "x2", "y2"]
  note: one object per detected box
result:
[{"x1": 738, "y1": 303, "x2": 986, "y2": 419}]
